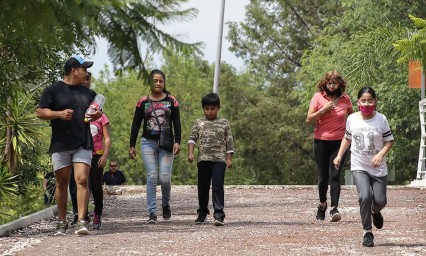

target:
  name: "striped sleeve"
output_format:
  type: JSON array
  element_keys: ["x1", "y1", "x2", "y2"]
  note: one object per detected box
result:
[
  {"x1": 344, "y1": 116, "x2": 352, "y2": 140},
  {"x1": 382, "y1": 116, "x2": 394, "y2": 142},
  {"x1": 383, "y1": 130, "x2": 392, "y2": 138}
]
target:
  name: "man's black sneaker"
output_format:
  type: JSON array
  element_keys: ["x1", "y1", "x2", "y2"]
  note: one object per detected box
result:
[
  {"x1": 71, "y1": 214, "x2": 78, "y2": 226},
  {"x1": 362, "y1": 232, "x2": 374, "y2": 247},
  {"x1": 162, "y1": 205, "x2": 172, "y2": 220},
  {"x1": 330, "y1": 206, "x2": 342, "y2": 222},
  {"x1": 316, "y1": 203, "x2": 327, "y2": 220},
  {"x1": 195, "y1": 212, "x2": 207, "y2": 224},
  {"x1": 146, "y1": 213, "x2": 157, "y2": 224},
  {"x1": 213, "y1": 218, "x2": 224, "y2": 226},
  {"x1": 372, "y1": 211, "x2": 383, "y2": 229}
]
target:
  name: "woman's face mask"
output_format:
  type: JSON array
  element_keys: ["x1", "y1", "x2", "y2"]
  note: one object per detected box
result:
[{"x1": 325, "y1": 83, "x2": 342, "y2": 97}]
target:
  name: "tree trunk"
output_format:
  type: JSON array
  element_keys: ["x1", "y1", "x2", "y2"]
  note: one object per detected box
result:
[{"x1": 3, "y1": 95, "x2": 15, "y2": 172}]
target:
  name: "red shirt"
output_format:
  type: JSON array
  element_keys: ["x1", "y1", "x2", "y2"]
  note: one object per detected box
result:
[{"x1": 309, "y1": 91, "x2": 353, "y2": 140}]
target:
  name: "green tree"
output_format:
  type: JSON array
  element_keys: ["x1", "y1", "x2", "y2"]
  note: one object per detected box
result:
[
  {"x1": 227, "y1": 0, "x2": 342, "y2": 83},
  {"x1": 394, "y1": 15, "x2": 426, "y2": 72}
]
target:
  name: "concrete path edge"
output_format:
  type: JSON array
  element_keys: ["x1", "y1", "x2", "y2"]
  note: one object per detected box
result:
[{"x1": 0, "y1": 205, "x2": 57, "y2": 237}]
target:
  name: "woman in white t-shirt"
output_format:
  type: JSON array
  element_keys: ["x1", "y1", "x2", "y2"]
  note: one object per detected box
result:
[{"x1": 333, "y1": 87, "x2": 394, "y2": 247}]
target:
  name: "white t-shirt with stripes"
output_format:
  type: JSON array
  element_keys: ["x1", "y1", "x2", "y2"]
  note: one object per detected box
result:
[{"x1": 345, "y1": 112, "x2": 394, "y2": 177}]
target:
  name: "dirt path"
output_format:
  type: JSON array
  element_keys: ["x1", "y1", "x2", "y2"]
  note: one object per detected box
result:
[{"x1": 1, "y1": 185, "x2": 425, "y2": 255}]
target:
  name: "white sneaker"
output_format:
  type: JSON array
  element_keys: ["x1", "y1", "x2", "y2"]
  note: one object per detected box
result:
[
  {"x1": 330, "y1": 207, "x2": 342, "y2": 222},
  {"x1": 75, "y1": 220, "x2": 89, "y2": 235}
]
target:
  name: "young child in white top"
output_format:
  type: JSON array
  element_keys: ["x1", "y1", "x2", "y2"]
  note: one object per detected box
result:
[{"x1": 333, "y1": 87, "x2": 394, "y2": 247}]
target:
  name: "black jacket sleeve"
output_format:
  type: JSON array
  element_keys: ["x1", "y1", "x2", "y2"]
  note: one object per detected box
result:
[
  {"x1": 129, "y1": 106, "x2": 144, "y2": 147},
  {"x1": 171, "y1": 98, "x2": 181, "y2": 144}
]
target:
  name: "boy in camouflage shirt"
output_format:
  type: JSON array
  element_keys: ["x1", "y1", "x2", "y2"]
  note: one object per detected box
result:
[{"x1": 188, "y1": 93, "x2": 234, "y2": 226}]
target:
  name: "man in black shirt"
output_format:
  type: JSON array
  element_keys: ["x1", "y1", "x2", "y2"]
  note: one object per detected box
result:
[
  {"x1": 36, "y1": 55, "x2": 101, "y2": 236},
  {"x1": 103, "y1": 160, "x2": 126, "y2": 185}
]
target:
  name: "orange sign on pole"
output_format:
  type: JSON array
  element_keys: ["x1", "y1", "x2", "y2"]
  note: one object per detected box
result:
[{"x1": 409, "y1": 60, "x2": 422, "y2": 88}]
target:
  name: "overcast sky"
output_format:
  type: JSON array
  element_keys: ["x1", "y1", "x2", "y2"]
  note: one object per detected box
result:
[{"x1": 90, "y1": 0, "x2": 250, "y2": 77}]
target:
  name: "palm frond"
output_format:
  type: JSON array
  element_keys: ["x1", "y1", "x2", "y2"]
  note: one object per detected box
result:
[
  {"x1": 393, "y1": 15, "x2": 426, "y2": 67},
  {"x1": 344, "y1": 24, "x2": 406, "y2": 85},
  {"x1": 98, "y1": 1, "x2": 202, "y2": 78},
  {"x1": 0, "y1": 164, "x2": 18, "y2": 199},
  {"x1": 0, "y1": 92, "x2": 41, "y2": 172},
  {"x1": 409, "y1": 14, "x2": 426, "y2": 30}
]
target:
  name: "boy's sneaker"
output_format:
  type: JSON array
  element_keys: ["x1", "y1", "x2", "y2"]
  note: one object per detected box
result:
[
  {"x1": 93, "y1": 214, "x2": 102, "y2": 230},
  {"x1": 54, "y1": 221, "x2": 68, "y2": 236},
  {"x1": 362, "y1": 232, "x2": 374, "y2": 247},
  {"x1": 195, "y1": 212, "x2": 208, "y2": 224},
  {"x1": 330, "y1": 206, "x2": 342, "y2": 222},
  {"x1": 162, "y1": 205, "x2": 172, "y2": 220},
  {"x1": 71, "y1": 214, "x2": 78, "y2": 226},
  {"x1": 213, "y1": 218, "x2": 224, "y2": 226},
  {"x1": 372, "y1": 211, "x2": 383, "y2": 229},
  {"x1": 75, "y1": 220, "x2": 89, "y2": 235},
  {"x1": 146, "y1": 213, "x2": 157, "y2": 224},
  {"x1": 316, "y1": 203, "x2": 327, "y2": 220}
]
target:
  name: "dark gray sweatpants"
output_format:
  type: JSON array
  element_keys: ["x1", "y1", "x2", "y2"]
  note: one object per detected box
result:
[{"x1": 352, "y1": 170, "x2": 387, "y2": 231}]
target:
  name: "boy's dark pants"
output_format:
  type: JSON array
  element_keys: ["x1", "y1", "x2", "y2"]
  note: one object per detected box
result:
[{"x1": 197, "y1": 161, "x2": 226, "y2": 221}]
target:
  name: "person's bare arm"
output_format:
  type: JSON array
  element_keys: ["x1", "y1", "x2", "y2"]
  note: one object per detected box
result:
[
  {"x1": 333, "y1": 137, "x2": 351, "y2": 169},
  {"x1": 226, "y1": 153, "x2": 233, "y2": 168},
  {"x1": 43, "y1": 178, "x2": 48, "y2": 191},
  {"x1": 188, "y1": 143, "x2": 195, "y2": 163},
  {"x1": 371, "y1": 141, "x2": 394, "y2": 168},
  {"x1": 88, "y1": 109, "x2": 102, "y2": 121},
  {"x1": 36, "y1": 108, "x2": 74, "y2": 121},
  {"x1": 129, "y1": 147, "x2": 136, "y2": 159},
  {"x1": 306, "y1": 102, "x2": 334, "y2": 125},
  {"x1": 98, "y1": 123, "x2": 111, "y2": 168}
]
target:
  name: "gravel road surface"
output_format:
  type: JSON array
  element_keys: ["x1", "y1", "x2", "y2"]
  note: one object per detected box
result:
[{"x1": 0, "y1": 185, "x2": 425, "y2": 256}]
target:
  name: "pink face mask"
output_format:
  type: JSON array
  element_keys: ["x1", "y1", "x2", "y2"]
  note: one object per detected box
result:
[{"x1": 359, "y1": 105, "x2": 375, "y2": 115}]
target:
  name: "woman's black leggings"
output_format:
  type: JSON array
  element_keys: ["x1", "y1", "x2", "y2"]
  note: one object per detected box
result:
[
  {"x1": 89, "y1": 154, "x2": 104, "y2": 216},
  {"x1": 313, "y1": 139, "x2": 347, "y2": 207}
]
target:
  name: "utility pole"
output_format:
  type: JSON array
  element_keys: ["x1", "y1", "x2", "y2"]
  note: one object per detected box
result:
[{"x1": 213, "y1": 0, "x2": 226, "y2": 94}]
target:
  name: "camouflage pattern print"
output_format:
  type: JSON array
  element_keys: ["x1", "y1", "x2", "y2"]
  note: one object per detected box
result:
[{"x1": 188, "y1": 117, "x2": 234, "y2": 163}]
